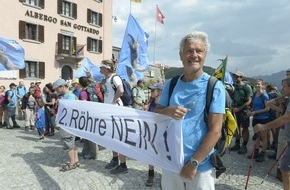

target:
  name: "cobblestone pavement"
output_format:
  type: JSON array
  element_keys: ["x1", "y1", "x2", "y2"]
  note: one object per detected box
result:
[{"x1": 0, "y1": 119, "x2": 283, "y2": 190}]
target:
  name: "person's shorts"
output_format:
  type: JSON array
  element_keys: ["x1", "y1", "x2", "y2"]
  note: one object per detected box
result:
[
  {"x1": 60, "y1": 129, "x2": 75, "y2": 151},
  {"x1": 280, "y1": 145, "x2": 290, "y2": 172},
  {"x1": 236, "y1": 110, "x2": 250, "y2": 129},
  {"x1": 252, "y1": 118, "x2": 269, "y2": 127}
]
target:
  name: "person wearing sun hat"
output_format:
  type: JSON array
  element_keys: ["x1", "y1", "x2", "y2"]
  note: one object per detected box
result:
[
  {"x1": 229, "y1": 71, "x2": 253, "y2": 155},
  {"x1": 100, "y1": 59, "x2": 128, "y2": 174},
  {"x1": 71, "y1": 79, "x2": 81, "y2": 98}
]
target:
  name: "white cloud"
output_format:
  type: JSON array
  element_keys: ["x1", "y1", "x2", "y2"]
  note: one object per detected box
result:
[{"x1": 112, "y1": 0, "x2": 290, "y2": 77}]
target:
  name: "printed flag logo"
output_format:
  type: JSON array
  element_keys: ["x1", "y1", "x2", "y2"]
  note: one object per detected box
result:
[
  {"x1": 116, "y1": 14, "x2": 149, "y2": 83},
  {"x1": 0, "y1": 36, "x2": 25, "y2": 71}
]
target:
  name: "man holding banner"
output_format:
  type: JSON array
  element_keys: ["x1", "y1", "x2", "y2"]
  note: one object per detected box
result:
[
  {"x1": 52, "y1": 79, "x2": 80, "y2": 172},
  {"x1": 155, "y1": 31, "x2": 225, "y2": 190},
  {"x1": 100, "y1": 60, "x2": 129, "y2": 174}
]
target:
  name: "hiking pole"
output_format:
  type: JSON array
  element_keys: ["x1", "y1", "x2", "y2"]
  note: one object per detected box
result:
[
  {"x1": 245, "y1": 133, "x2": 259, "y2": 190},
  {"x1": 260, "y1": 145, "x2": 287, "y2": 184}
]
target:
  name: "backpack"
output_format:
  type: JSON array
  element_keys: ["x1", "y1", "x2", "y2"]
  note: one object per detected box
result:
[
  {"x1": 4, "y1": 90, "x2": 14, "y2": 105},
  {"x1": 111, "y1": 75, "x2": 133, "y2": 106},
  {"x1": 87, "y1": 82, "x2": 104, "y2": 103},
  {"x1": 169, "y1": 75, "x2": 237, "y2": 178}
]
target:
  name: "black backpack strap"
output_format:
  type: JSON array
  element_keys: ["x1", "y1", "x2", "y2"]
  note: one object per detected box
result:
[
  {"x1": 110, "y1": 75, "x2": 117, "y2": 92},
  {"x1": 168, "y1": 75, "x2": 180, "y2": 103},
  {"x1": 204, "y1": 76, "x2": 218, "y2": 125}
]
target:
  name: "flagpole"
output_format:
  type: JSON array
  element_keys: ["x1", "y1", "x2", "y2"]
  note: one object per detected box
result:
[
  {"x1": 130, "y1": 0, "x2": 132, "y2": 14},
  {"x1": 153, "y1": 5, "x2": 157, "y2": 65}
]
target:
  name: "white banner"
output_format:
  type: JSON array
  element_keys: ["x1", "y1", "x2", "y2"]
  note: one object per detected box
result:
[{"x1": 56, "y1": 100, "x2": 184, "y2": 173}]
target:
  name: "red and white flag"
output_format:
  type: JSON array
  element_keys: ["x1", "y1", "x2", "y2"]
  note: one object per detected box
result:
[{"x1": 156, "y1": 6, "x2": 165, "y2": 24}]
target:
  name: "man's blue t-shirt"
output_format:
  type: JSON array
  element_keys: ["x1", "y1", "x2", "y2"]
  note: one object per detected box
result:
[
  {"x1": 253, "y1": 93, "x2": 269, "y2": 120},
  {"x1": 17, "y1": 86, "x2": 26, "y2": 99},
  {"x1": 158, "y1": 72, "x2": 225, "y2": 172},
  {"x1": 7, "y1": 90, "x2": 17, "y2": 108}
]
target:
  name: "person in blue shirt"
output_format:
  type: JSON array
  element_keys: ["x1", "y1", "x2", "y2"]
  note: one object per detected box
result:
[
  {"x1": 16, "y1": 81, "x2": 27, "y2": 120},
  {"x1": 248, "y1": 79, "x2": 270, "y2": 162},
  {"x1": 53, "y1": 79, "x2": 79, "y2": 172},
  {"x1": 35, "y1": 99, "x2": 46, "y2": 140},
  {"x1": 5, "y1": 83, "x2": 20, "y2": 129},
  {"x1": 155, "y1": 31, "x2": 225, "y2": 190}
]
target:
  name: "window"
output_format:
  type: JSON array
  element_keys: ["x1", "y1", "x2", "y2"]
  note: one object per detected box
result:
[
  {"x1": 21, "y1": 0, "x2": 45, "y2": 9},
  {"x1": 62, "y1": 1, "x2": 72, "y2": 17},
  {"x1": 19, "y1": 61, "x2": 45, "y2": 79},
  {"x1": 94, "y1": 0, "x2": 103, "y2": 3},
  {"x1": 58, "y1": 0, "x2": 77, "y2": 19},
  {"x1": 25, "y1": 23, "x2": 37, "y2": 41},
  {"x1": 87, "y1": 9, "x2": 102, "y2": 27},
  {"x1": 57, "y1": 33, "x2": 76, "y2": 55},
  {"x1": 19, "y1": 21, "x2": 44, "y2": 42},
  {"x1": 87, "y1": 37, "x2": 102, "y2": 53}
]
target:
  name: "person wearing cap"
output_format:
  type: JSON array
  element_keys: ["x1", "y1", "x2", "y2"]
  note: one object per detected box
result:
[
  {"x1": 52, "y1": 79, "x2": 79, "y2": 172},
  {"x1": 4, "y1": 83, "x2": 20, "y2": 129},
  {"x1": 230, "y1": 71, "x2": 253, "y2": 155},
  {"x1": 145, "y1": 83, "x2": 164, "y2": 187},
  {"x1": 132, "y1": 79, "x2": 147, "y2": 110},
  {"x1": 155, "y1": 31, "x2": 225, "y2": 190},
  {"x1": 100, "y1": 59, "x2": 128, "y2": 174}
]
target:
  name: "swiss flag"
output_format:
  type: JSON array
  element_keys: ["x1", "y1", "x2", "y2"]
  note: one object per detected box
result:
[{"x1": 156, "y1": 7, "x2": 165, "y2": 24}]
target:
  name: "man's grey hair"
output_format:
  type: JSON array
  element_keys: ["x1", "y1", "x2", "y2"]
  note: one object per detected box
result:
[{"x1": 179, "y1": 31, "x2": 210, "y2": 54}]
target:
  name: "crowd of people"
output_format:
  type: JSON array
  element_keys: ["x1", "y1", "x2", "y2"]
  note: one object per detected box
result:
[{"x1": 0, "y1": 31, "x2": 289, "y2": 190}]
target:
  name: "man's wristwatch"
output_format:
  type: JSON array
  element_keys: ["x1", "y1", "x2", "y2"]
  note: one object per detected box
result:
[{"x1": 190, "y1": 158, "x2": 199, "y2": 167}]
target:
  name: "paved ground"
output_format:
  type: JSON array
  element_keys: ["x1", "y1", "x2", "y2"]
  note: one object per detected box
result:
[{"x1": 0, "y1": 119, "x2": 284, "y2": 190}]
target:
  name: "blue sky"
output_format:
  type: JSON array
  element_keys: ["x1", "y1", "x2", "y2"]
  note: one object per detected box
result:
[{"x1": 112, "y1": 0, "x2": 290, "y2": 77}]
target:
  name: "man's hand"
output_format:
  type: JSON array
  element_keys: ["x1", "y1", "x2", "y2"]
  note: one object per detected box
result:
[
  {"x1": 180, "y1": 162, "x2": 197, "y2": 180},
  {"x1": 169, "y1": 106, "x2": 190, "y2": 120}
]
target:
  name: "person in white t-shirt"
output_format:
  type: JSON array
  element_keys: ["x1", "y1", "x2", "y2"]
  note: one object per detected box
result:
[{"x1": 100, "y1": 59, "x2": 128, "y2": 174}]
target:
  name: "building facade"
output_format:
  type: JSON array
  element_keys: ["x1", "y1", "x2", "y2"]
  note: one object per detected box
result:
[{"x1": 0, "y1": 0, "x2": 112, "y2": 87}]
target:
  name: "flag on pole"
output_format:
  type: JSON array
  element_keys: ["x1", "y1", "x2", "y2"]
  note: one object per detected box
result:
[
  {"x1": 131, "y1": 0, "x2": 142, "y2": 3},
  {"x1": 116, "y1": 14, "x2": 149, "y2": 82},
  {"x1": 156, "y1": 6, "x2": 165, "y2": 24},
  {"x1": 74, "y1": 57, "x2": 104, "y2": 83},
  {"x1": 76, "y1": 44, "x2": 86, "y2": 55},
  {"x1": 0, "y1": 36, "x2": 25, "y2": 71},
  {"x1": 213, "y1": 55, "x2": 228, "y2": 84}
]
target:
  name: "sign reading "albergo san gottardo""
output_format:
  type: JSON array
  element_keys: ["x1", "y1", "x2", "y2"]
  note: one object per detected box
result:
[{"x1": 24, "y1": 10, "x2": 99, "y2": 35}]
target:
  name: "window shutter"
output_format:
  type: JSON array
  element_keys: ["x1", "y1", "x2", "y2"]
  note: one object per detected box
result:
[
  {"x1": 38, "y1": 25, "x2": 44, "y2": 43},
  {"x1": 58, "y1": 33, "x2": 63, "y2": 54},
  {"x1": 98, "y1": 13, "x2": 103, "y2": 27},
  {"x1": 73, "y1": 37, "x2": 77, "y2": 55},
  {"x1": 87, "y1": 37, "x2": 91, "y2": 51},
  {"x1": 19, "y1": 68, "x2": 26, "y2": 79},
  {"x1": 39, "y1": 0, "x2": 45, "y2": 9},
  {"x1": 87, "y1": 9, "x2": 91, "y2": 23},
  {"x1": 73, "y1": 3, "x2": 77, "y2": 19},
  {"x1": 99, "y1": 40, "x2": 102, "y2": 53},
  {"x1": 57, "y1": 0, "x2": 62, "y2": 14},
  {"x1": 19, "y1": 0, "x2": 24, "y2": 2},
  {"x1": 39, "y1": 62, "x2": 45, "y2": 79},
  {"x1": 19, "y1": 20, "x2": 26, "y2": 40}
]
